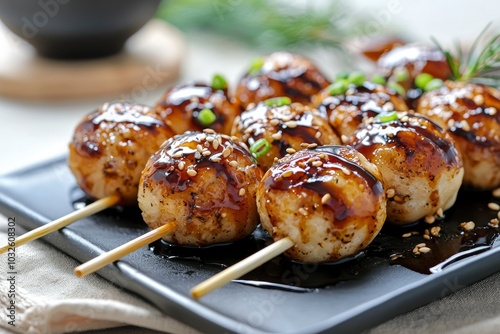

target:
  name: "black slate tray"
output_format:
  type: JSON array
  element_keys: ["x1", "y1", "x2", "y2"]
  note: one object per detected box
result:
[{"x1": 1, "y1": 155, "x2": 500, "y2": 334}]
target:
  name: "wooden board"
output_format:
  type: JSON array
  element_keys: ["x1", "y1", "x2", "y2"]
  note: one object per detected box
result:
[{"x1": 0, "y1": 19, "x2": 185, "y2": 100}]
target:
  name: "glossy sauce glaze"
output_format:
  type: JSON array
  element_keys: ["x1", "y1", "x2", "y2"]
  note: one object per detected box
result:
[
  {"x1": 235, "y1": 52, "x2": 331, "y2": 109},
  {"x1": 155, "y1": 83, "x2": 240, "y2": 135}
]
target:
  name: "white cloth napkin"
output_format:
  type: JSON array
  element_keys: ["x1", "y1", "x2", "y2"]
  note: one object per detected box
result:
[{"x1": 0, "y1": 228, "x2": 200, "y2": 334}]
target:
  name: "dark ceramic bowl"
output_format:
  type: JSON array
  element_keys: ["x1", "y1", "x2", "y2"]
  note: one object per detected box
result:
[{"x1": 0, "y1": 0, "x2": 161, "y2": 59}]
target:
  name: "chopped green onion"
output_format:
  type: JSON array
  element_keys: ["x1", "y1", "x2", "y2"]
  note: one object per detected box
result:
[
  {"x1": 371, "y1": 74, "x2": 387, "y2": 85},
  {"x1": 264, "y1": 96, "x2": 292, "y2": 107},
  {"x1": 348, "y1": 71, "x2": 366, "y2": 87},
  {"x1": 328, "y1": 81, "x2": 348, "y2": 96},
  {"x1": 375, "y1": 111, "x2": 399, "y2": 123},
  {"x1": 387, "y1": 82, "x2": 405, "y2": 96},
  {"x1": 197, "y1": 108, "x2": 217, "y2": 126},
  {"x1": 211, "y1": 74, "x2": 228, "y2": 90},
  {"x1": 394, "y1": 68, "x2": 409, "y2": 82},
  {"x1": 249, "y1": 138, "x2": 271, "y2": 158},
  {"x1": 423, "y1": 78, "x2": 444, "y2": 92},
  {"x1": 335, "y1": 71, "x2": 350, "y2": 80},
  {"x1": 414, "y1": 73, "x2": 434, "y2": 90},
  {"x1": 248, "y1": 57, "x2": 264, "y2": 75}
]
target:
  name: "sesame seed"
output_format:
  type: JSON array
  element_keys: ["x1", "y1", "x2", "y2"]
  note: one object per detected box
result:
[
  {"x1": 341, "y1": 135, "x2": 348, "y2": 143},
  {"x1": 487, "y1": 107, "x2": 497, "y2": 115},
  {"x1": 240, "y1": 142, "x2": 249, "y2": 151},
  {"x1": 459, "y1": 120, "x2": 470, "y2": 131},
  {"x1": 202, "y1": 150, "x2": 212, "y2": 156},
  {"x1": 190, "y1": 96, "x2": 200, "y2": 103},
  {"x1": 210, "y1": 157, "x2": 221, "y2": 162},
  {"x1": 460, "y1": 221, "x2": 475, "y2": 231},
  {"x1": 300, "y1": 143, "x2": 310, "y2": 148},
  {"x1": 194, "y1": 152, "x2": 202, "y2": 159},
  {"x1": 416, "y1": 243, "x2": 426, "y2": 248},
  {"x1": 488, "y1": 202, "x2": 500, "y2": 211},
  {"x1": 447, "y1": 119, "x2": 456, "y2": 128},
  {"x1": 321, "y1": 193, "x2": 331, "y2": 204},
  {"x1": 270, "y1": 119, "x2": 280, "y2": 126},
  {"x1": 312, "y1": 161, "x2": 323, "y2": 167},
  {"x1": 216, "y1": 135, "x2": 222, "y2": 143},
  {"x1": 282, "y1": 170, "x2": 293, "y2": 178},
  {"x1": 222, "y1": 147, "x2": 231, "y2": 158},
  {"x1": 274, "y1": 157, "x2": 279, "y2": 163},
  {"x1": 172, "y1": 152, "x2": 183, "y2": 159},
  {"x1": 177, "y1": 161, "x2": 185, "y2": 170},
  {"x1": 319, "y1": 154, "x2": 327, "y2": 160},
  {"x1": 423, "y1": 234, "x2": 431, "y2": 240},
  {"x1": 473, "y1": 95, "x2": 484, "y2": 105},
  {"x1": 341, "y1": 168, "x2": 351, "y2": 176},
  {"x1": 436, "y1": 208, "x2": 444, "y2": 218},
  {"x1": 315, "y1": 132, "x2": 322, "y2": 138},
  {"x1": 197, "y1": 144, "x2": 203, "y2": 152},
  {"x1": 203, "y1": 128, "x2": 215, "y2": 134},
  {"x1": 272, "y1": 132, "x2": 283, "y2": 140},
  {"x1": 386, "y1": 188, "x2": 396, "y2": 198},
  {"x1": 221, "y1": 212, "x2": 227, "y2": 218},
  {"x1": 402, "y1": 233, "x2": 412, "y2": 238},
  {"x1": 298, "y1": 208, "x2": 307, "y2": 216},
  {"x1": 492, "y1": 188, "x2": 500, "y2": 198},
  {"x1": 307, "y1": 143, "x2": 318, "y2": 149},
  {"x1": 244, "y1": 127, "x2": 253, "y2": 134},
  {"x1": 206, "y1": 136, "x2": 215, "y2": 142},
  {"x1": 229, "y1": 160, "x2": 238, "y2": 167},
  {"x1": 187, "y1": 169, "x2": 197, "y2": 177},
  {"x1": 231, "y1": 136, "x2": 240, "y2": 142},
  {"x1": 424, "y1": 215, "x2": 435, "y2": 224},
  {"x1": 391, "y1": 255, "x2": 401, "y2": 261},
  {"x1": 489, "y1": 218, "x2": 499, "y2": 227},
  {"x1": 199, "y1": 134, "x2": 207, "y2": 141},
  {"x1": 212, "y1": 139, "x2": 220, "y2": 150},
  {"x1": 430, "y1": 226, "x2": 441, "y2": 236},
  {"x1": 239, "y1": 188, "x2": 246, "y2": 196},
  {"x1": 284, "y1": 121, "x2": 297, "y2": 128},
  {"x1": 286, "y1": 148, "x2": 296, "y2": 154},
  {"x1": 419, "y1": 247, "x2": 431, "y2": 253},
  {"x1": 383, "y1": 102, "x2": 394, "y2": 111},
  {"x1": 400, "y1": 115, "x2": 409, "y2": 123}
]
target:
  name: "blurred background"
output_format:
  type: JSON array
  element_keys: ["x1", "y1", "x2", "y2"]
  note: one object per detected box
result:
[{"x1": 0, "y1": 0, "x2": 498, "y2": 175}]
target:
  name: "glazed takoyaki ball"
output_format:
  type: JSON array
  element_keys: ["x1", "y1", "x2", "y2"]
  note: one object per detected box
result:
[
  {"x1": 311, "y1": 82, "x2": 408, "y2": 140},
  {"x1": 349, "y1": 112, "x2": 464, "y2": 225},
  {"x1": 155, "y1": 82, "x2": 240, "y2": 135},
  {"x1": 417, "y1": 81, "x2": 500, "y2": 190},
  {"x1": 377, "y1": 44, "x2": 452, "y2": 108},
  {"x1": 68, "y1": 101, "x2": 175, "y2": 206},
  {"x1": 138, "y1": 131, "x2": 263, "y2": 246},
  {"x1": 235, "y1": 51, "x2": 331, "y2": 109},
  {"x1": 257, "y1": 146, "x2": 386, "y2": 263},
  {"x1": 231, "y1": 99, "x2": 341, "y2": 171}
]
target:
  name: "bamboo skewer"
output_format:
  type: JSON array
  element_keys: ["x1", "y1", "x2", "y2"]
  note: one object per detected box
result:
[
  {"x1": 74, "y1": 221, "x2": 177, "y2": 278},
  {"x1": 190, "y1": 237, "x2": 294, "y2": 299},
  {"x1": 0, "y1": 194, "x2": 121, "y2": 254}
]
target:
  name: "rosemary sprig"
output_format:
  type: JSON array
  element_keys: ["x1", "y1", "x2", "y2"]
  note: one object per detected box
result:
[
  {"x1": 432, "y1": 24, "x2": 500, "y2": 88},
  {"x1": 156, "y1": 0, "x2": 356, "y2": 53}
]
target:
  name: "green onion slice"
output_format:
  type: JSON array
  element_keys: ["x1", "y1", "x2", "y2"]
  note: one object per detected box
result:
[
  {"x1": 248, "y1": 57, "x2": 264, "y2": 75},
  {"x1": 249, "y1": 138, "x2": 271, "y2": 158},
  {"x1": 371, "y1": 74, "x2": 387, "y2": 85},
  {"x1": 394, "y1": 68, "x2": 409, "y2": 82},
  {"x1": 375, "y1": 111, "x2": 399, "y2": 123},
  {"x1": 414, "y1": 73, "x2": 434, "y2": 90},
  {"x1": 197, "y1": 108, "x2": 217, "y2": 126},
  {"x1": 264, "y1": 96, "x2": 292, "y2": 107},
  {"x1": 348, "y1": 71, "x2": 366, "y2": 87},
  {"x1": 335, "y1": 71, "x2": 350, "y2": 80},
  {"x1": 328, "y1": 81, "x2": 348, "y2": 96},
  {"x1": 211, "y1": 74, "x2": 228, "y2": 90},
  {"x1": 387, "y1": 82, "x2": 406, "y2": 96},
  {"x1": 423, "y1": 78, "x2": 444, "y2": 92}
]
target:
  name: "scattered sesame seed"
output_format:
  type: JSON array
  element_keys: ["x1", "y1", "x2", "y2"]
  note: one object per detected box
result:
[
  {"x1": 298, "y1": 208, "x2": 307, "y2": 216},
  {"x1": 199, "y1": 134, "x2": 207, "y2": 141},
  {"x1": 172, "y1": 152, "x2": 183, "y2": 159},
  {"x1": 273, "y1": 157, "x2": 279, "y2": 163},
  {"x1": 473, "y1": 95, "x2": 484, "y2": 105},
  {"x1": 460, "y1": 221, "x2": 475, "y2": 231},
  {"x1": 190, "y1": 96, "x2": 200, "y2": 103},
  {"x1": 271, "y1": 132, "x2": 282, "y2": 140},
  {"x1": 489, "y1": 218, "x2": 499, "y2": 227},
  {"x1": 210, "y1": 157, "x2": 221, "y2": 162},
  {"x1": 492, "y1": 188, "x2": 500, "y2": 198},
  {"x1": 212, "y1": 139, "x2": 220, "y2": 150},
  {"x1": 240, "y1": 142, "x2": 249, "y2": 151},
  {"x1": 391, "y1": 255, "x2": 401, "y2": 261},
  {"x1": 307, "y1": 143, "x2": 318, "y2": 149},
  {"x1": 284, "y1": 121, "x2": 297, "y2": 128},
  {"x1": 423, "y1": 234, "x2": 431, "y2": 240},
  {"x1": 416, "y1": 243, "x2": 426, "y2": 248},
  {"x1": 459, "y1": 120, "x2": 471, "y2": 131},
  {"x1": 222, "y1": 147, "x2": 231, "y2": 158},
  {"x1": 488, "y1": 202, "x2": 500, "y2": 211},
  {"x1": 411, "y1": 231, "x2": 420, "y2": 235},
  {"x1": 239, "y1": 188, "x2": 246, "y2": 196},
  {"x1": 315, "y1": 132, "x2": 322, "y2": 138},
  {"x1": 231, "y1": 136, "x2": 240, "y2": 142},
  {"x1": 402, "y1": 233, "x2": 412, "y2": 238},
  {"x1": 229, "y1": 160, "x2": 238, "y2": 167},
  {"x1": 341, "y1": 168, "x2": 351, "y2": 176},
  {"x1": 286, "y1": 148, "x2": 296, "y2": 154},
  {"x1": 386, "y1": 188, "x2": 396, "y2": 198},
  {"x1": 206, "y1": 136, "x2": 215, "y2": 142},
  {"x1": 300, "y1": 143, "x2": 310, "y2": 148},
  {"x1": 270, "y1": 119, "x2": 280, "y2": 126},
  {"x1": 319, "y1": 154, "x2": 327, "y2": 160},
  {"x1": 424, "y1": 215, "x2": 435, "y2": 224},
  {"x1": 430, "y1": 226, "x2": 441, "y2": 236},
  {"x1": 202, "y1": 150, "x2": 212, "y2": 156},
  {"x1": 400, "y1": 115, "x2": 409, "y2": 123},
  {"x1": 203, "y1": 128, "x2": 215, "y2": 134},
  {"x1": 177, "y1": 161, "x2": 185, "y2": 170},
  {"x1": 447, "y1": 119, "x2": 456, "y2": 128},
  {"x1": 321, "y1": 193, "x2": 331, "y2": 204},
  {"x1": 282, "y1": 170, "x2": 293, "y2": 178},
  {"x1": 487, "y1": 107, "x2": 497, "y2": 115},
  {"x1": 419, "y1": 247, "x2": 431, "y2": 253},
  {"x1": 187, "y1": 169, "x2": 197, "y2": 177},
  {"x1": 221, "y1": 212, "x2": 227, "y2": 218},
  {"x1": 341, "y1": 135, "x2": 348, "y2": 143},
  {"x1": 383, "y1": 102, "x2": 394, "y2": 112},
  {"x1": 197, "y1": 144, "x2": 203, "y2": 152},
  {"x1": 194, "y1": 152, "x2": 202, "y2": 159},
  {"x1": 312, "y1": 161, "x2": 323, "y2": 167}
]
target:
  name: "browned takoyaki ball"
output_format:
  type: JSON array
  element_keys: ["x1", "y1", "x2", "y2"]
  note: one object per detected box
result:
[
  {"x1": 311, "y1": 82, "x2": 408, "y2": 140},
  {"x1": 257, "y1": 145, "x2": 386, "y2": 263},
  {"x1": 155, "y1": 82, "x2": 240, "y2": 135},
  {"x1": 230, "y1": 99, "x2": 341, "y2": 172},
  {"x1": 377, "y1": 44, "x2": 452, "y2": 108},
  {"x1": 417, "y1": 81, "x2": 500, "y2": 190},
  {"x1": 138, "y1": 130, "x2": 263, "y2": 246},
  {"x1": 235, "y1": 51, "x2": 331, "y2": 109},
  {"x1": 68, "y1": 101, "x2": 175, "y2": 206},
  {"x1": 349, "y1": 112, "x2": 464, "y2": 225}
]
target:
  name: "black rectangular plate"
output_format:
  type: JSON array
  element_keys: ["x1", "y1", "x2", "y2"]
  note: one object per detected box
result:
[{"x1": 1, "y1": 156, "x2": 500, "y2": 334}]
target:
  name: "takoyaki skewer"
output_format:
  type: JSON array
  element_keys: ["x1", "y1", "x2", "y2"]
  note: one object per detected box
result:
[
  {"x1": 191, "y1": 145, "x2": 386, "y2": 298},
  {"x1": 75, "y1": 130, "x2": 263, "y2": 276},
  {"x1": 0, "y1": 101, "x2": 175, "y2": 254}
]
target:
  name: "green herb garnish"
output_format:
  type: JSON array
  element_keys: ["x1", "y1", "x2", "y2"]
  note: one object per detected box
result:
[
  {"x1": 212, "y1": 74, "x2": 228, "y2": 90},
  {"x1": 248, "y1": 57, "x2": 265, "y2": 75},
  {"x1": 197, "y1": 108, "x2": 217, "y2": 126},
  {"x1": 249, "y1": 138, "x2": 271, "y2": 158},
  {"x1": 371, "y1": 74, "x2": 387, "y2": 85},
  {"x1": 387, "y1": 82, "x2": 405, "y2": 96},
  {"x1": 264, "y1": 97, "x2": 292, "y2": 107},
  {"x1": 375, "y1": 111, "x2": 398, "y2": 123},
  {"x1": 328, "y1": 81, "x2": 348, "y2": 96},
  {"x1": 423, "y1": 78, "x2": 444, "y2": 92},
  {"x1": 348, "y1": 71, "x2": 366, "y2": 87},
  {"x1": 414, "y1": 73, "x2": 434, "y2": 90}
]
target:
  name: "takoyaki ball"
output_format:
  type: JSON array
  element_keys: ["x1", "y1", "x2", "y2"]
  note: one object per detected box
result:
[
  {"x1": 230, "y1": 98, "x2": 341, "y2": 172},
  {"x1": 138, "y1": 131, "x2": 263, "y2": 246},
  {"x1": 155, "y1": 78, "x2": 239, "y2": 135},
  {"x1": 377, "y1": 44, "x2": 452, "y2": 108},
  {"x1": 68, "y1": 101, "x2": 175, "y2": 206},
  {"x1": 417, "y1": 81, "x2": 500, "y2": 190},
  {"x1": 349, "y1": 112, "x2": 464, "y2": 225},
  {"x1": 257, "y1": 146, "x2": 386, "y2": 263},
  {"x1": 311, "y1": 81, "x2": 408, "y2": 140},
  {"x1": 235, "y1": 52, "x2": 330, "y2": 109}
]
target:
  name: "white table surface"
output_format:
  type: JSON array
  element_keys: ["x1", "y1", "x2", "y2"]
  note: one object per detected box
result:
[{"x1": 0, "y1": 1, "x2": 499, "y2": 333}]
